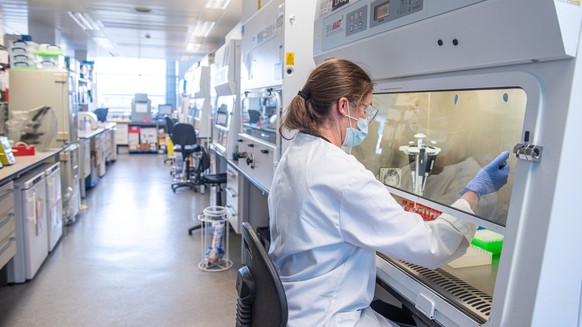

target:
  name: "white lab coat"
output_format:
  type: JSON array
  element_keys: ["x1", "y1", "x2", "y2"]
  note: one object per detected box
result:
[{"x1": 268, "y1": 133, "x2": 476, "y2": 327}]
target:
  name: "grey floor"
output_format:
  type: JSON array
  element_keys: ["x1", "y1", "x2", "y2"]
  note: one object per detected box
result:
[{"x1": 0, "y1": 153, "x2": 242, "y2": 327}]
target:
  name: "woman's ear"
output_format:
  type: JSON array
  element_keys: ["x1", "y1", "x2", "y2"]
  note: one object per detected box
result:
[{"x1": 336, "y1": 97, "x2": 349, "y2": 117}]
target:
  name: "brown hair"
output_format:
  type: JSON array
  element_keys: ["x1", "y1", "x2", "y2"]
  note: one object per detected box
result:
[{"x1": 280, "y1": 58, "x2": 374, "y2": 139}]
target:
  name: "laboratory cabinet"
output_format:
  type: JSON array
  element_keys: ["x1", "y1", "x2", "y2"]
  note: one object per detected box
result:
[
  {"x1": 8, "y1": 168, "x2": 48, "y2": 283},
  {"x1": 43, "y1": 162, "x2": 62, "y2": 252},
  {"x1": 237, "y1": 0, "x2": 316, "y2": 192},
  {"x1": 78, "y1": 124, "x2": 117, "y2": 190},
  {"x1": 313, "y1": 0, "x2": 582, "y2": 326}
]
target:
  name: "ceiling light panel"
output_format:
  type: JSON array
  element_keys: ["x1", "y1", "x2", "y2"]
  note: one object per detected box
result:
[
  {"x1": 205, "y1": 0, "x2": 232, "y2": 10},
  {"x1": 191, "y1": 21, "x2": 216, "y2": 37},
  {"x1": 93, "y1": 37, "x2": 114, "y2": 49},
  {"x1": 186, "y1": 42, "x2": 202, "y2": 52},
  {"x1": 68, "y1": 12, "x2": 100, "y2": 31}
]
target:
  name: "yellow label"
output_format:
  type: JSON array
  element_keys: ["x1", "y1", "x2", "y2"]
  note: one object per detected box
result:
[
  {"x1": 286, "y1": 52, "x2": 295, "y2": 66},
  {"x1": 559, "y1": 0, "x2": 581, "y2": 5},
  {"x1": 258, "y1": 0, "x2": 261, "y2": 9}
]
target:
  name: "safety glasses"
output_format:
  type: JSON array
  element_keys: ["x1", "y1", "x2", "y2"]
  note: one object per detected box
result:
[{"x1": 363, "y1": 104, "x2": 379, "y2": 123}]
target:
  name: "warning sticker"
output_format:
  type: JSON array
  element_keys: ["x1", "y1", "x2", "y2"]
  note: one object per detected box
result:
[{"x1": 286, "y1": 52, "x2": 295, "y2": 66}]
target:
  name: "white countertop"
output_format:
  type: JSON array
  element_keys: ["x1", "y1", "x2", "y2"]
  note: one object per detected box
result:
[
  {"x1": 0, "y1": 150, "x2": 61, "y2": 184},
  {"x1": 78, "y1": 122, "x2": 117, "y2": 139}
]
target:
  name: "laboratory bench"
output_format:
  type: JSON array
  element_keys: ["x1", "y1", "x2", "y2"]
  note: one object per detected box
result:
[
  {"x1": 78, "y1": 122, "x2": 117, "y2": 195},
  {"x1": 0, "y1": 150, "x2": 62, "y2": 184}
]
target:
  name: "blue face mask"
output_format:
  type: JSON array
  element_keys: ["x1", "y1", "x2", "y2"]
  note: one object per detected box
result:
[{"x1": 342, "y1": 103, "x2": 369, "y2": 147}]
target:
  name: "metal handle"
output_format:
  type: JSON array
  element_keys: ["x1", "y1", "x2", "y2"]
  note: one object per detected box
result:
[
  {"x1": 226, "y1": 187, "x2": 238, "y2": 197},
  {"x1": 226, "y1": 205, "x2": 237, "y2": 217},
  {"x1": 513, "y1": 131, "x2": 543, "y2": 162}
]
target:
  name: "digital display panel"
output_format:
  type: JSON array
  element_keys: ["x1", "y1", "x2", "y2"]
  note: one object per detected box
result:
[
  {"x1": 374, "y1": 1, "x2": 390, "y2": 21},
  {"x1": 216, "y1": 104, "x2": 229, "y2": 127}
]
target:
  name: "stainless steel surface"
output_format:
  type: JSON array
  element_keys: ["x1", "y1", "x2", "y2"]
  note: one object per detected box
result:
[
  {"x1": 379, "y1": 254, "x2": 498, "y2": 325},
  {"x1": 513, "y1": 143, "x2": 543, "y2": 162}
]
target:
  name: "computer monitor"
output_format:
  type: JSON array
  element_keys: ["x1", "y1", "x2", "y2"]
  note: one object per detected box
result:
[{"x1": 158, "y1": 104, "x2": 173, "y2": 116}]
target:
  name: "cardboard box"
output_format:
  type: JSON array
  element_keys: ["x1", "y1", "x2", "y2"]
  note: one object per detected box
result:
[{"x1": 140, "y1": 128, "x2": 156, "y2": 145}]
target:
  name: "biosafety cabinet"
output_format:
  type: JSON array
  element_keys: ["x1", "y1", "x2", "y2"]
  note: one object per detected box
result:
[
  {"x1": 212, "y1": 37, "x2": 242, "y2": 163},
  {"x1": 238, "y1": 0, "x2": 316, "y2": 192},
  {"x1": 314, "y1": 0, "x2": 582, "y2": 326},
  {"x1": 211, "y1": 35, "x2": 244, "y2": 234},
  {"x1": 187, "y1": 61, "x2": 213, "y2": 144}
]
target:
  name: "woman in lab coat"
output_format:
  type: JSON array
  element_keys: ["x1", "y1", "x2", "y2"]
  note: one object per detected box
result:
[{"x1": 268, "y1": 59, "x2": 510, "y2": 327}]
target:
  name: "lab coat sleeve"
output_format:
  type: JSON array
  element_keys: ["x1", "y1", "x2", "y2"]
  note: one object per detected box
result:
[{"x1": 338, "y1": 164, "x2": 476, "y2": 269}]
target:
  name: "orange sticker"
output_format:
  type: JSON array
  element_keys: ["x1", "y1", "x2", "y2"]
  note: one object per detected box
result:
[{"x1": 286, "y1": 52, "x2": 295, "y2": 66}]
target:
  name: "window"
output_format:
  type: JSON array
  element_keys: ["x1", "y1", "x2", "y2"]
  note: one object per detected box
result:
[{"x1": 95, "y1": 57, "x2": 168, "y2": 119}]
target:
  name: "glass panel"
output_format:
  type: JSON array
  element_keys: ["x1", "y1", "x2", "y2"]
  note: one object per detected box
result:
[
  {"x1": 190, "y1": 98, "x2": 204, "y2": 129},
  {"x1": 241, "y1": 92, "x2": 279, "y2": 145},
  {"x1": 353, "y1": 88, "x2": 526, "y2": 227}
]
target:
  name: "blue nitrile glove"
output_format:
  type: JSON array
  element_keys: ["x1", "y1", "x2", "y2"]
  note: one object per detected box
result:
[{"x1": 460, "y1": 151, "x2": 510, "y2": 198}]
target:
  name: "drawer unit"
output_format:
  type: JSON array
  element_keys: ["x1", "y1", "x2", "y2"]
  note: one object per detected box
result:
[
  {"x1": 0, "y1": 211, "x2": 16, "y2": 244},
  {"x1": 225, "y1": 165, "x2": 242, "y2": 234},
  {"x1": 0, "y1": 231, "x2": 17, "y2": 270},
  {"x1": 0, "y1": 181, "x2": 16, "y2": 269}
]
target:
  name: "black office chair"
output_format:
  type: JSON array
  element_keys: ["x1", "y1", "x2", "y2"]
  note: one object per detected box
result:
[
  {"x1": 187, "y1": 146, "x2": 227, "y2": 235},
  {"x1": 170, "y1": 123, "x2": 201, "y2": 192},
  {"x1": 236, "y1": 222, "x2": 288, "y2": 327}
]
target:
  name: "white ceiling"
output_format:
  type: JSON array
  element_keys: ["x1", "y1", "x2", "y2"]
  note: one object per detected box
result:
[{"x1": 0, "y1": 0, "x2": 242, "y2": 62}]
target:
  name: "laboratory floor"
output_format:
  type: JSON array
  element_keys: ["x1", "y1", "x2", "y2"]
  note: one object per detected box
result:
[{"x1": 0, "y1": 153, "x2": 242, "y2": 327}]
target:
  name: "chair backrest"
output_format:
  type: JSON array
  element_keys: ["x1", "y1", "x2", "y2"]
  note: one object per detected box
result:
[
  {"x1": 165, "y1": 117, "x2": 176, "y2": 139},
  {"x1": 171, "y1": 123, "x2": 197, "y2": 147},
  {"x1": 236, "y1": 222, "x2": 288, "y2": 327},
  {"x1": 194, "y1": 146, "x2": 211, "y2": 175},
  {"x1": 93, "y1": 108, "x2": 109, "y2": 122}
]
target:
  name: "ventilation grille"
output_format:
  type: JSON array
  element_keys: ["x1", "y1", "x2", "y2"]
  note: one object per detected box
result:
[{"x1": 382, "y1": 255, "x2": 492, "y2": 324}]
